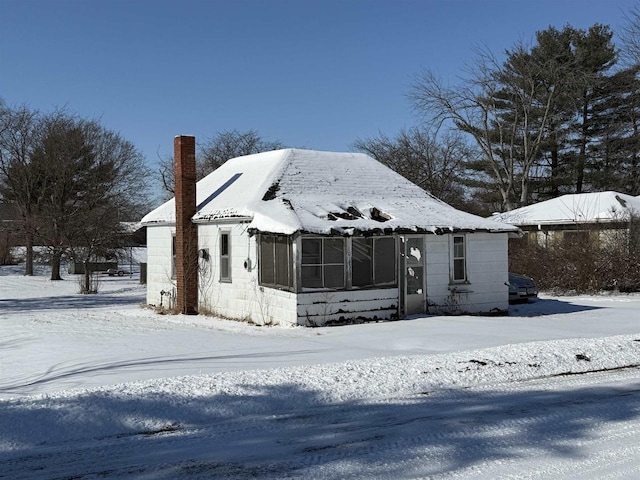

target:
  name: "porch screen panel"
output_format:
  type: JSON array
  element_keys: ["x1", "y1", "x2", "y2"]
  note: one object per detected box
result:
[
  {"x1": 259, "y1": 235, "x2": 293, "y2": 289},
  {"x1": 260, "y1": 236, "x2": 275, "y2": 285},
  {"x1": 374, "y1": 237, "x2": 396, "y2": 285},
  {"x1": 301, "y1": 238, "x2": 345, "y2": 288},
  {"x1": 274, "y1": 237, "x2": 291, "y2": 287},
  {"x1": 352, "y1": 237, "x2": 395, "y2": 287},
  {"x1": 323, "y1": 238, "x2": 345, "y2": 288},
  {"x1": 352, "y1": 238, "x2": 373, "y2": 287},
  {"x1": 301, "y1": 239, "x2": 323, "y2": 288}
]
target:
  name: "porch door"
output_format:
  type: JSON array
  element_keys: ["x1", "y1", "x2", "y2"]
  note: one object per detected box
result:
[{"x1": 401, "y1": 235, "x2": 426, "y2": 316}]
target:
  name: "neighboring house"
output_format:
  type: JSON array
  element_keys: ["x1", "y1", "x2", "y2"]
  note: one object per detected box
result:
[
  {"x1": 141, "y1": 136, "x2": 518, "y2": 326},
  {"x1": 491, "y1": 191, "x2": 640, "y2": 248}
]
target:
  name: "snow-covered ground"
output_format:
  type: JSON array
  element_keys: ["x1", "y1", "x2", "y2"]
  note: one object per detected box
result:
[{"x1": 1, "y1": 266, "x2": 639, "y2": 479}]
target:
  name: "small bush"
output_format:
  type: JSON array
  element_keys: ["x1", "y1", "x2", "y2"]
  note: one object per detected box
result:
[
  {"x1": 509, "y1": 226, "x2": 640, "y2": 294},
  {"x1": 77, "y1": 272, "x2": 101, "y2": 294}
]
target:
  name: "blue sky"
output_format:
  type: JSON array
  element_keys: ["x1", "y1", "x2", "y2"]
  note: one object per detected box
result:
[{"x1": 0, "y1": 0, "x2": 635, "y2": 180}]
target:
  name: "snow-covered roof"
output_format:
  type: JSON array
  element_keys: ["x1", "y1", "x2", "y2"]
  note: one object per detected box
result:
[
  {"x1": 491, "y1": 191, "x2": 640, "y2": 227},
  {"x1": 141, "y1": 149, "x2": 517, "y2": 235}
]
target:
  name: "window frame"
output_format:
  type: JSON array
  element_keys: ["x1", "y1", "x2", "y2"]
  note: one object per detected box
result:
[
  {"x1": 219, "y1": 230, "x2": 231, "y2": 283},
  {"x1": 258, "y1": 234, "x2": 294, "y2": 290},
  {"x1": 451, "y1": 235, "x2": 467, "y2": 283},
  {"x1": 351, "y1": 236, "x2": 397, "y2": 288},
  {"x1": 300, "y1": 237, "x2": 346, "y2": 290},
  {"x1": 171, "y1": 234, "x2": 176, "y2": 279}
]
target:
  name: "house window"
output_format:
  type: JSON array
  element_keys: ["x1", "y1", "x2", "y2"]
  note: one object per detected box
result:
[
  {"x1": 562, "y1": 230, "x2": 590, "y2": 244},
  {"x1": 301, "y1": 238, "x2": 345, "y2": 288},
  {"x1": 220, "y1": 231, "x2": 231, "y2": 282},
  {"x1": 352, "y1": 237, "x2": 396, "y2": 287},
  {"x1": 452, "y1": 235, "x2": 466, "y2": 282},
  {"x1": 259, "y1": 235, "x2": 293, "y2": 289},
  {"x1": 171, "y1": 234, "x2": 176, "y2": 279}
]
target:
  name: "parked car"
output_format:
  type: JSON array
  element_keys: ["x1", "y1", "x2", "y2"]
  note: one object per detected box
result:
[
  {"x1": 508, "y1": 273, "x2": 538, "y2": 303},
  {"x1": 106, "y1": 268, "x2": 130, "y2": 277}
]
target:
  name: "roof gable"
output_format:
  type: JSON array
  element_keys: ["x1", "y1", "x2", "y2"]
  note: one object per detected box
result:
[
  {"x1": 491, "y1": 191, "x2": 640, "y2": 226},
  {"x1": 142, "y1": 149, "x2": 516, "y2": 235}
]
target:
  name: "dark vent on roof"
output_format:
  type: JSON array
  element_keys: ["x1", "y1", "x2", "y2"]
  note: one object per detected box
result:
[
  {"x1": 370, "y1": 207, "x2": 391, "y2": 222},
  {"x1": 262, "y1": 182, "x2": 280, "y2": 201},
  {"x1": 282, "y1": 198, "x2": 294, "y2": 210},
  {"x1": 615, "y1": 195, "x2": 627, "y2": 208},
  {"x1": 327, "y1": 206, "x2": 364, "y2": 221},
  {"x1": 346, "y1": 206, "x2": 363, "y2": 218}
]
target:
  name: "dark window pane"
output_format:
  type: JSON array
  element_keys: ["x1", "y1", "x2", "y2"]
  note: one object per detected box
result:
[
  {"x1": 374, "y1": 237, "x2": 396, "y2": 285},
  {"x1": 260, "y1": 237, "x2": 275, "y2": 285},
  {"x1": 302, "y1": 239, "x2": 322, "y2": 265},
  {"x1": 221, "y1": 233, "x2": 229, "y2": 256},
  {"x1": 301, "y1": 265, "x2": 323, "y2": 288},
  {"x1": 171, "y1": 236, "x2": 176, "y2": 278},
  {"x1": 352, "y1": 238, "x2": 373, "y2": 287},
  {"x1": 323, "y1": 238, "x2": 344, "y2": 264},
  {"x1": 324, "y1": 265, "x2": 344, "y2": 288},
  {"x1": 275, "y1": 238, "x2": 290, "y2": 287},
  {"x1": 454, "y1": 258, "x2": 465, "y2": 281},
  {"x1": 220, "y1": 232, "x2": 231, "y2": 281}
]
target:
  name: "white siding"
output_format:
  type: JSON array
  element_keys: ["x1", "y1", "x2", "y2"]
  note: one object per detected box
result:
[
  {"x1": 297, "y1": 288, "x2": 399, "y2": 326},
  {"x1": 425, "y1": 232, "x2": 509, "y2": 314},
  {"x1": 196, "y1": 223, "x2": 298, "y2": 326},
  {"x1": 146, "y1": 226, "x2": 509, "y2": 325},
  {"x1": 146, "y1": 225, "x2": 176, "y2": 308}
]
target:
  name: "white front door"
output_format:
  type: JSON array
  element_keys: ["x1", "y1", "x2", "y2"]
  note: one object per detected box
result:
[{"x1": 401, "y1": 235, "x2": 426, "y2": 316}]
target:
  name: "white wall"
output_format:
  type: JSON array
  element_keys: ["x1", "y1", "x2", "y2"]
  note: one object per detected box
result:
[
  {"x1": 146, "y1": 225, "x2": 176, "y2": 308},
  {"x1": 426, "y1": 232, "x2": 509, "y2": 314},
  {"x1": 297, "y1": 288, "x2": 398, "y2": 326},
  {"x1": 196, "y1": 223, "x2": 298, "y2": 326},
  {"x1": 147, "y1": 225, "x2": 509, "y2": 324}
]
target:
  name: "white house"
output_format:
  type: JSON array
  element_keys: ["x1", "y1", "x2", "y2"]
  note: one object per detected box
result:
[
  {"x1": 491, "y1": 191, "x2": 640, "y2": 247},
  {"x1": 140, "y1": 136, "x2": 518, "y2": 326}
]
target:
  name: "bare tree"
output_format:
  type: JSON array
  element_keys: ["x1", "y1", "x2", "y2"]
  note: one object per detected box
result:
[
  {"x1": 158, "y1": 129, "x2": 285, "y2": 195},
  {"x1": 67, "y1": 122, "x2": 150, "y2": 291},
  {"x1": 0, "y1": 100, "x2": 42, "y2": 275},
  {"x1": 410, "y1": 63, "x2": 517, "y2": 210},
  {"x1": 29, "y1": 111, "x2": 150, "y2": 284},
  {"x1": 410, "y1": 41, "x2": 565, "y2": 210},
  {"x1": 621, "y1": 3, "x2": 640, "y2": 66},
  {"x1": 353, "y1": 127, "x2": 472, "y2": 209}
]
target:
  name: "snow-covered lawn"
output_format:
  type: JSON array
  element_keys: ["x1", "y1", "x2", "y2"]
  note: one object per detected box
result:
[{"x1": 1, "y1": 266, "x2": 639, "y2": 478}]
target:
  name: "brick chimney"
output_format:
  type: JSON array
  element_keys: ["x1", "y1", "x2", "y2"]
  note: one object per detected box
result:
[{"x1": 174, "y1": 135, "x2": 198, "y2": 314}]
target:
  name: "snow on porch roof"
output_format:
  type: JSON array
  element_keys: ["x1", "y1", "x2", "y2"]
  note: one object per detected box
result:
[
  {"x1": 490, "y1": 191, "x2": 640, "y2": 227},
  {"x1": 141, "y1": 149, "x2": 517, "y2": 235}
]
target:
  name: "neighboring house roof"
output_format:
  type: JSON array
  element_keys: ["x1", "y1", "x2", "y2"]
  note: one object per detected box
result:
[
  {"x1": 491, "y1": 191, "x2": 640, "y2": 227},
  {"x1": 141, "y1": 149, "x2": 517, "y2": 235}
]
